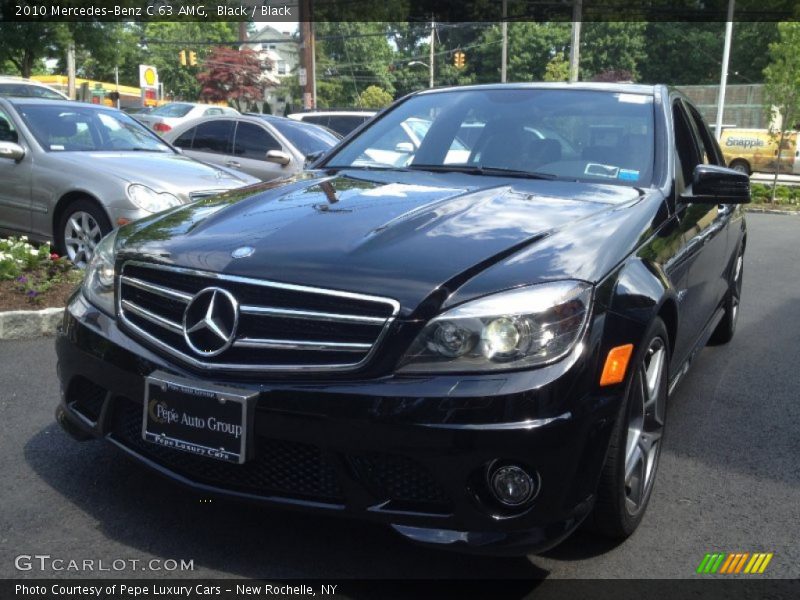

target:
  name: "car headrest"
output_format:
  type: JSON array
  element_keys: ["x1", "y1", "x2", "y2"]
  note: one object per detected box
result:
[{"x1": 48, "y1": 119, "x2": 78, "y2": 139}]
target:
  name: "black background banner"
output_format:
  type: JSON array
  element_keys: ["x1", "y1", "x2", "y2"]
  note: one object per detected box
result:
[
  {"x1": 1, "y1": 0, "x2": 800, "y2": 23},
  {"x1": 2, "y1": 579, "x2": 800, "y2": 600}
]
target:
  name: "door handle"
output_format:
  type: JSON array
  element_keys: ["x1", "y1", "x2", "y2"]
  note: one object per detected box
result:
[{"x1": 226, "y1": 160, "x2": 240, "y2": 168}]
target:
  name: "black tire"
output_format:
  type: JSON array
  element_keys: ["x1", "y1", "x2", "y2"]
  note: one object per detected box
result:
[
  {"x1": 55, "y1": 198, "x2": 112, "y2": 268},
  {"x1": 729, "y1": 159, "x2": 751, "y2": 176},
  {"x1": 708, "y1": 245, "x2": 744, "y2": 345},
  {"x1": 588, "y1": 317, "x2": 669, "y2": 539}
]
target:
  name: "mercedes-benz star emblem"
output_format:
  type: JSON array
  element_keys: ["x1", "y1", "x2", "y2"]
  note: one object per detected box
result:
[{"x1": 182, "y1": 287, "x2": 239, "y2": 357}]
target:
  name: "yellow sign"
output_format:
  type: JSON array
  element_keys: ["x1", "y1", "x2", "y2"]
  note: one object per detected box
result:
[{"x1": 138, "y1": 64, "x2": 158, "y2": 89}]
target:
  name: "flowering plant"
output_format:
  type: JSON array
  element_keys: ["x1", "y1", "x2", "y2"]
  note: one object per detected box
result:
[{"x1": 1, "y1": 236, "x2": 81, "y2": 305}]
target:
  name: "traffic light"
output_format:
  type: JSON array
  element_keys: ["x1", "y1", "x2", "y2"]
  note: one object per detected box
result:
[
  {"x1": 454, "y1": 51, "x2": 465, "y2": 69},
  {"x1": 179, "y1": 50, "x2": 186, "y2": 66},
  {"x1": 189, "y1": 51, "x2": 197, "y2": 66}
]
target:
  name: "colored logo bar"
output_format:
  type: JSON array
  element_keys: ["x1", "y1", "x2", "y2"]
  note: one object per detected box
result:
[{"x1": 696, "y1": 552, "x2": 773, "y2": 574}]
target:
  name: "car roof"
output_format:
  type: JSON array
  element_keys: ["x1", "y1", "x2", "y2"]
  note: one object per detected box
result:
[
  {"x1": 1, "y1": 97, "x2": 106, "y2": 109},
  {"x1": 414, "y1": 82, "x2": 659, "y2": 96},
  {"x1": 288, "y1": 111, "x2": 376, "y2": 118}
]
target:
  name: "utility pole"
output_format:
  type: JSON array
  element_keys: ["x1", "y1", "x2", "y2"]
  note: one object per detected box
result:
[
  {"x1": 67, "y1": 43, "x2": 76, "y2": 100},
  {"x1": 568, "y1": 0, "x2": 582, "y2": 83},
  {"x1": 501, "y1": 0, "x2": 508, "y2": 82},
  {"x1": 300, "y1": 0, "x2": 315, "y2": 108},
  {"x1": 310, "y1": 21, "x2": 317, "y2": 108},
  {"x1": 114, "y1": 66, "x2": 120, "y2": 109},
  {"x1": 715, "y1": 0, "x2": 735, "y2": 140},
  {"x1": 429, "y1": 16, "x2": 435, "y2": 88}
]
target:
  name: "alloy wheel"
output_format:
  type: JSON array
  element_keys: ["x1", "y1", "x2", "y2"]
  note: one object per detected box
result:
[
  {"x1": 623, "y1": 337, "x2": 666, "y2": 515},
  {"x1": 64, "y1": 211, "x2": 103, "y2": 268}
]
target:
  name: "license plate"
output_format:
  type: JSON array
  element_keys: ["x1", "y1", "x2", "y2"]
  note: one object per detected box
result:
[{"x1": 143, "y1": 372, "x2": 256, "y2": 464}]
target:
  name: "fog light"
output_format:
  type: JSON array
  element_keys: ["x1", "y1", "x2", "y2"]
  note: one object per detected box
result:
[{"x1": 489, "y1": 465, "x2": 537, "y2": 506}]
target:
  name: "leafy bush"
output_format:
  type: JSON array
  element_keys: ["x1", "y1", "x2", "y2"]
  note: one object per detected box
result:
[{"x1": 749, "y1": 183, "x2": 800, "y2": 206}]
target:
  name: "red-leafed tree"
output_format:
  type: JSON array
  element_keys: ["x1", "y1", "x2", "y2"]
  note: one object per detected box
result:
[{"x1": 197, "y1": 46, "x2": 270, "y2": 111}]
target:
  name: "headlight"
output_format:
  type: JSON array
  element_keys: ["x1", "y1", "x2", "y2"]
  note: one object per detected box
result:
[
  {"x1": 127, "y1": 184, "x2": 181, "y2": 213},
  {"x1": 82, "y1": 229, "x2": 118, "y2": 316},
  {"x1": 397, "y1": 281, "x2": 592, "y2": 373}
]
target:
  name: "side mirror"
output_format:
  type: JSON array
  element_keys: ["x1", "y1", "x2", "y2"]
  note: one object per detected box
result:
[
  {"x1": 395, "y1": 141, "x2": 414, "y2": 153},
  {"x1": 682, "y1": 164, "x2": 750, "y2": 204},
  {"x1": 0, "y1": 141, "x2": 25, "y2": 162},
  {"x1": 265, "y1": 149, "x2": 292, "y2": 166}
]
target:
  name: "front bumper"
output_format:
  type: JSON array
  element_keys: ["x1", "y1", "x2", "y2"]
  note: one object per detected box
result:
[{"x1": 55, "y1": 292, "x2": 623, "y2": 555}]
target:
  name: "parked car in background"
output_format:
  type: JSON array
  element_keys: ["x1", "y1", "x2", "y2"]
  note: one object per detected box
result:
[
  {"x1": 0, "y1": 76, "x2": 70, "y2": 100},
  {"x1": 288, "y1": 110, "x2": 375, "y2": 136},
  {"x1": 136, "y1": 102, "x2": 239, "y2": 135},
  {"x1": 719, "y1": 128, "x2": 799, "y2": 175},
  {"x1": 163, "y1": 114, "x2": 340, "y2": 181},
  {"x1": 55, "y1": 83, "x2": 749, "y2": 555},
  {"x1": 0, "y1": 98, "x2": 258, "y2": 266}
]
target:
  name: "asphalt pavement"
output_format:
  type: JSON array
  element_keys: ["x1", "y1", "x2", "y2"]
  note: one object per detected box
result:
[{"x1": 0, "y1": 213, "x2": 798, "y2": 580}]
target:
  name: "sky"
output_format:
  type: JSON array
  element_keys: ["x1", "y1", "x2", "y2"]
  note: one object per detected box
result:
[{"x1": 258, "y1": 22, "x2": 298, "y2": 34}]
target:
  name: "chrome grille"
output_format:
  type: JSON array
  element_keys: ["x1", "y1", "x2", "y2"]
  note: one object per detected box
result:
[{"x1": 117, "y1": 261, "x2": 399, "y2": 372}]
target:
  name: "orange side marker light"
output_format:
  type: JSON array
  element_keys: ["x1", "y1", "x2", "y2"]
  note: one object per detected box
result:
[{"x1": 600, "y1": 344, "x2": 634, "y2": 386}]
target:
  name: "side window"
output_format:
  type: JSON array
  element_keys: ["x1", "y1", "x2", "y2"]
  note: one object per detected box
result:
[
  {"x1": 192, "y1": 120, "x2": 234, "y2": 154},
  {"x1": 0, "y1": 109, "x2": 19, "y2": 144},
  {"x1": 233, "y1": 122, "x2": 281, "y2": 159},
  {"x1": 173, "y1": 126, "x2": 196, "y2": 149},
  {"x1": 686, "y1": 103, "x2": 723, "y2": 166},
  {"x1": 672, "y1": 101, "x2": 700, "y2": 189},
  {"x1": 328, "y1": 116, "x2": 360, "y2": 136},
  {"x1": 302, "y1": 115, "x2": 329, "y2": 128}
]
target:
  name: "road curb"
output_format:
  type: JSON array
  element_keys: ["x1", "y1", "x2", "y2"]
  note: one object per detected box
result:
[
  {"x1": 0, "y1": 307, "x2": 64, "y2": 340},
  {"x1": 744, "y1": 206, "x2": 800, "y2": 216}
]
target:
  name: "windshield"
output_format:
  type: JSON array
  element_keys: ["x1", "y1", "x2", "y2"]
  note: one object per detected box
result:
[
  {"x1": 325, "y1": 89, "x2": 655, "y2": 186},
  {"x1": 150, "y1": 103, "x2": 194, "y2": 118},
  {"x1": 17, "y1": 104, "x2": 172, "y2": 153},
  {"x1": 267, "y1": 117, "x2": 340, "y2": 156}
]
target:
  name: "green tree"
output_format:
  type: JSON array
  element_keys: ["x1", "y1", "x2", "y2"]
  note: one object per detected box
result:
[
  {"x1": 763, "y1": 22, "x2": 800, "y2": 202},
  {"x1": 314, "y1": 22, "x2": 395, "y2": 107},
  {"x1": 469, "y1": 22, "x2": 570, "y2": 83},
  {"x1": 0, "y1": 22, "x2": 71, "y2": 77},
  {"x1": 140, "y1": 21, "x2": 238, "y2": 100},
  {"x1": 356, "y1": 85, "x2": 393, "y2": 108},
  {"x1": 543, "y1": 51, "x2": 569, "y2": 82},
  {"x1": 639, "y1": 22, "x2": 721, "y2": 85},
  {"x1": 579, "y1": 22, "x2": 646, "y2": 81}
]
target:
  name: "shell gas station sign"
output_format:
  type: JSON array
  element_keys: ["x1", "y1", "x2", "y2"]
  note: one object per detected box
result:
[{"x1": 138, "y1": 65, "x2": 159, "y2": 106}]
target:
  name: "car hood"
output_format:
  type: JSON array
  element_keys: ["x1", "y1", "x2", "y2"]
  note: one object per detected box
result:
[
  {"x1": 53, "y1": 152, "x2": 256, "y2": 199},
  {"x1": 119, "y1": 170, "x2": 642, "y2": 314}
]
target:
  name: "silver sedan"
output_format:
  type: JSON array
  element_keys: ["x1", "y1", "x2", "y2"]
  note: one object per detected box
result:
[
  {"x1": 0, "y1": 98, "x2": 258, "y2": 266},
  {"x1": 162, "y1": 114, "x2": 340, "y2": 181}
]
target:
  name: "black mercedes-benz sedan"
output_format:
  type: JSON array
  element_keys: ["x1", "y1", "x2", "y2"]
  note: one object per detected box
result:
[{"x1": 55, "y1": 83, "x2": 748, "y2": 555}]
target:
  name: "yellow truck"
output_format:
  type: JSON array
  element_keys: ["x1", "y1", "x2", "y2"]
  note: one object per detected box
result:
[{"x1": 719, "y1": 128, "x2": 799, "y2": 175}]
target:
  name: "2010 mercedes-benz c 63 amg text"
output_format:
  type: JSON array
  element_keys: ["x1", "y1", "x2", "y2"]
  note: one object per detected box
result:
[{"x1": 55, "y1": 84, "x2": 749, "y2": 555}]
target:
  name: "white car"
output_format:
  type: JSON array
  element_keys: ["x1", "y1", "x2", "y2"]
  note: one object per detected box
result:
[
  {"x1": 0, "y1": 76, "x2": 69, "y2": 100},
  {"x1": 288, "y1": 110, "x2": 375, "y2": 136},
  {"x1": 136, "y1": 102, "x2": 239, "y2": 135}
]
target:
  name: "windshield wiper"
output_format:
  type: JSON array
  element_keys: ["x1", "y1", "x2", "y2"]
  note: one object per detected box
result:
[
  {"x1": 408, "y1": 164, "x2": 558, "y2": 180},
  {"x1": 117, "y1": 148, "x2": 170, "y2": 153}
]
